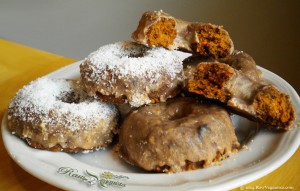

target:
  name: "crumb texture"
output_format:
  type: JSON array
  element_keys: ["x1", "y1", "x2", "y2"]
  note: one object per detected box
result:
[
  {"x1": 187, "y1": 63, "x2": 234, "y2": 102},
  {"x1": 253, "y1": 86, "x2": 295, "y2": 128},
  {"x1": 146, "y1": 17, "x2": 177, "y2": 47},
  {"x1": 191, "y1": 24, "x2": 233, "y2": 58}
]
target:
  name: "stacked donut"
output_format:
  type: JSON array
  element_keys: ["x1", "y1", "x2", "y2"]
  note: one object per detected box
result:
[{"x1": 7, "y1": 10, "x2": 295, "y2": 173}]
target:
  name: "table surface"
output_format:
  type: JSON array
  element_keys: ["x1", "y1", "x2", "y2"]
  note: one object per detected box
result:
[{"x1": 0, "y1": 39, "x2": 299, "y2": 191}]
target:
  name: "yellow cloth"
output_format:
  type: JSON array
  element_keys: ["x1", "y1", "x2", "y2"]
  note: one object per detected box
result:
[{"x1": 0, "y1": 38, "x2": 76, "y2": 121}]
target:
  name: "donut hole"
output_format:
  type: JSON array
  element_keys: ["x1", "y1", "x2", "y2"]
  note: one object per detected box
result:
[
  {"x1": 167, "y1": 104, "x2": 194, "y2": 120},
  {"x1": 128, "y1": 52, "x2": 145, "y2": 58},
  {"x1": 95, "y1": 91, "x2": 128, "y2": 104},
  {"x1": 119, "y1": 44, "x2": 148, "y2": 58},
  {"x1": 58, "y1": 91, "x2": 81, "y2": 104}
]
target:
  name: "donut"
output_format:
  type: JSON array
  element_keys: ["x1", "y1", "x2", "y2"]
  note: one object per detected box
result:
[
  {"x1": 80, "y1": 41, "x2": 186, "y2": 107},
  {"x1": 184, "y1": 51, "x2": 295, "y2": 129},
  {"x1": 7, "y1": 77, "x2": 119, "y2": 152},
  {"x1": 132, "y1": 10, "x2": 234, "y2": 58},
  {"x1": 117, "y1": 97, "x2": 240, "y2": 173}
]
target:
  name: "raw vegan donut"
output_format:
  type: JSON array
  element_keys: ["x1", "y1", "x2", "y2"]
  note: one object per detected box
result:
[
  {"x1": 80, "y1": 41, "x2": 187, "y2": 107},
  {"x1": 7, "y1": 77, "x2": 119, "y2": 152},
  {"x1": 117, "y1": 97, "x2": 240, "y2": 173}
]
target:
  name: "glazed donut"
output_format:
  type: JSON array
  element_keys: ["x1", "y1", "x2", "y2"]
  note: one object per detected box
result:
[
  {"x1": 80, "y1": 41, "x2": 187, "y2": 107},
  {"x1": 184, "y1": 51, "x2": 295, "y2": 129},
  {"x1": 132, "y1": 10, "x2": 234, "y2": 58},
  {"x1": 117, "y1": 97, "x2": 240, "y2": 173},
  {"x1": 7, "y1": 78, "x2": 119, "y2": 152}
]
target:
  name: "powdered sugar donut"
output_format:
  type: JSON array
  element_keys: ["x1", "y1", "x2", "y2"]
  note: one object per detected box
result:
[
  {"x1": 80, "y1": 41, "x2": 186, "y2": 107},
  {"x1": 7, "y1": 77, "x2": 119, "y2": 152}
]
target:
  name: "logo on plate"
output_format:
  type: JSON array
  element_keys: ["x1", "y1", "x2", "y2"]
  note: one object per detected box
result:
[{"x1": 57, "y1": 167, "x2": 129, "y2": 189}]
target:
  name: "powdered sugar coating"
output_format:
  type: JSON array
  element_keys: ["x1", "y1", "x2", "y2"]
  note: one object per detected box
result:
[
  {"x1": 8, "y1": 77, "x2": 118, "y2": 131},
  {"x1": 86, "y1": 41, "x2": 183, "y2": 80},
  {"x1": 80, "y1": 41, "x2": 186, "y2": 107}
]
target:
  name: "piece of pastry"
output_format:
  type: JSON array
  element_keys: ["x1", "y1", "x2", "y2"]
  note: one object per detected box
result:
[
  {"x1": 132, "y1": 10, "x2": 234, "y2": 58},
  {"x1": 185, "y1": 52, "x2": 295, "y2": 129}
]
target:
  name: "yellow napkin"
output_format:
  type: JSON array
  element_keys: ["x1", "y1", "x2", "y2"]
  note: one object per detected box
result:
[{"x1": 0, "y1": 38, "x2": 76, "y2": 120}]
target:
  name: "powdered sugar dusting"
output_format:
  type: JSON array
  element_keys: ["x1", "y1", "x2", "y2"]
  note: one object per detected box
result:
[
  {"x1": 84, "y1": 41, "x2": 183, "y2": 80},
  {"x1": 8, "y1": 77, "x2": 118, "y2": 131}
]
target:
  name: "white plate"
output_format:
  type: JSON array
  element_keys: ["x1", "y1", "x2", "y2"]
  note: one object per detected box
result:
[{"x1": 2, "y1": 61, "x2": 300, "y2": 191}]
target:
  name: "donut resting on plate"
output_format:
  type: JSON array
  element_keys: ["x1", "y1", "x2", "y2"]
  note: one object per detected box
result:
[
  {"x1": 117, "y1": 97, "x2": 240, "y2": 173},
  {"x1": 7, "y1": 78, "x2": 119, "y2": 152}
]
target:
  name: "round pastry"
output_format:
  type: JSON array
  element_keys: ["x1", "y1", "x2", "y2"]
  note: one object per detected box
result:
[
  {"x1": 132, "y1": 10, "x2": 234, "y2": 58},
  {"x1": 117, "y1": 97, "x2": 240, "y2": 173},
  {"x1": 7, "y1": 77, "x2": 119, "y2": 152},
  {"x1": 80, "y1": 41, "x2": 186, "y2": 107}
]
